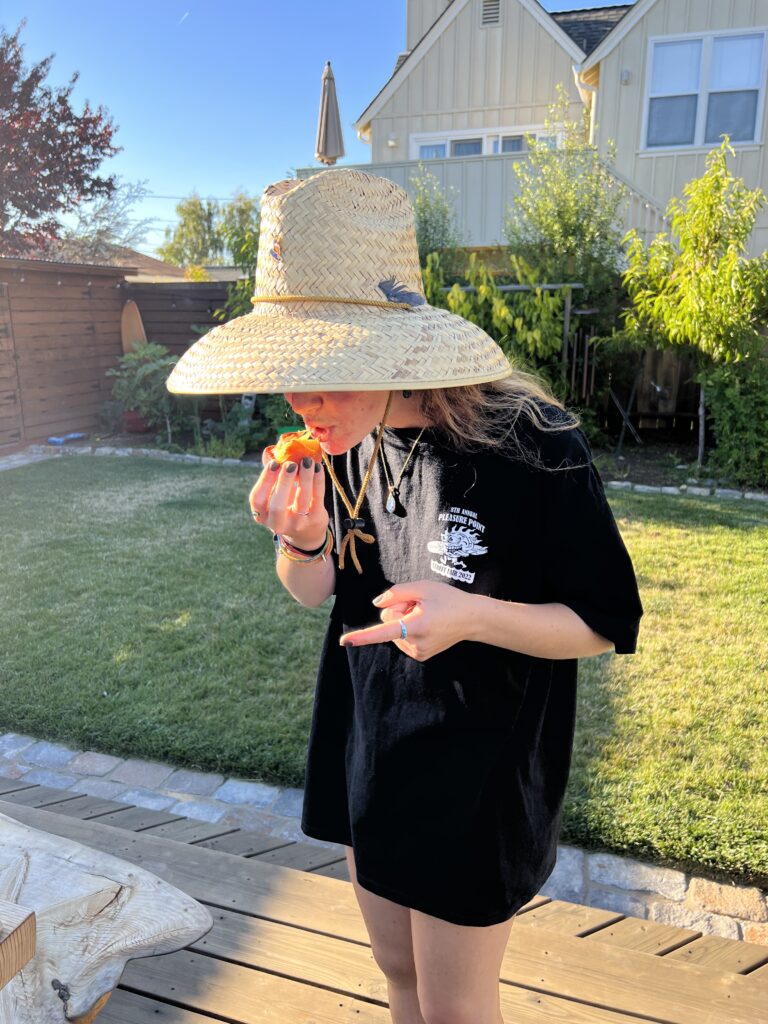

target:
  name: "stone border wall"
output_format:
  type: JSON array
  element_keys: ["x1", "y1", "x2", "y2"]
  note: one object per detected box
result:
[{"x1": 545, "y1": 845, "x2": 768, "y2": 944}]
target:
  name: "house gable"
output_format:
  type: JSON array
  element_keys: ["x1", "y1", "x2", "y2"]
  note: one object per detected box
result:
[
  {"x1": 551, "y1": 5, "x2": 633, "y2": 58},
  {"x1": 580, "y1": 0, "x2": 658, "y2": 71},
  {"x1": 356, "y1": 0, "x2": 586, "y2": 136}
]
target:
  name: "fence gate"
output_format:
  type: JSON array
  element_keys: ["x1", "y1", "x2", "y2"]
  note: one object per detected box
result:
[{"x1": 0, "y1": 284, "x2": 24, "y2": 447}]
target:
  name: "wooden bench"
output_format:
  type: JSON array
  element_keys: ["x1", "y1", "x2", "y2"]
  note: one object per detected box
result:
[{"x1": 0, "y1": 778, "x2": 766, "y2": 1024}]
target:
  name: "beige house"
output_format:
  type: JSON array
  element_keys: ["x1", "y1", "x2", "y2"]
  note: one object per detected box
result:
[{"x1": 300, "y1": 0, "x2": 768, "y2": 254}]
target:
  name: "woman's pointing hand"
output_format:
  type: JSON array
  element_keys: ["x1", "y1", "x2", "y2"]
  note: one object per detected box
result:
[{"x1": 339, "y1": 580, "x2": 479, "y2": 661}]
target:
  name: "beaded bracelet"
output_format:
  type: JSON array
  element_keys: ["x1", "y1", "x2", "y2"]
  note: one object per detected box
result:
[{"x1": 274, "y1": 526, "x2": 334, "y2": 565}]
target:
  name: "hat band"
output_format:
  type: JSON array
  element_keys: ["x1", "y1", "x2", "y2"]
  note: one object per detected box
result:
[{"x1": 250, "y1": 294, "x2": 414, "y2": 311}]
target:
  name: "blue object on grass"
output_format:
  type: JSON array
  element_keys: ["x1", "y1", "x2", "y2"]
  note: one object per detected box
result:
[{"x1": 47, "y1": 432, "x2": 87, "y2": 445}]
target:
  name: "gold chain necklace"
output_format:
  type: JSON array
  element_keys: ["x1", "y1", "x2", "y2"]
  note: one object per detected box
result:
[{"x1": 380, "y1": 426, "x2": 427, "y2": 513}]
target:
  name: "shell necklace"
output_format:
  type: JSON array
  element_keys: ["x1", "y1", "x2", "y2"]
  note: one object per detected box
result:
[{"x1": 380, "y1": 426, "x2": 427, "y2": 513}]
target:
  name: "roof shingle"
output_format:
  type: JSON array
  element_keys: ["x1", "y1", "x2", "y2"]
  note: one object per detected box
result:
[{"x1": 550, "y1": 4, "x2": 633, "y2": 56}]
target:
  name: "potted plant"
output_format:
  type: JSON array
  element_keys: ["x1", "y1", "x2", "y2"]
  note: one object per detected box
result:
[{"x1": 106, "y1": 342, "x2": 186, "y2": 444}]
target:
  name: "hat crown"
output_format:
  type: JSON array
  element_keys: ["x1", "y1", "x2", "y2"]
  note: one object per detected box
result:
[{"x1": 253, "y1": 169, "x2": 425, "y2": 304}]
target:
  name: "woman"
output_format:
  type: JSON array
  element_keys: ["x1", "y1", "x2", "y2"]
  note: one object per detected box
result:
[{"x1": 167, "y1": 169, "x2": 643, "y2": 1024}]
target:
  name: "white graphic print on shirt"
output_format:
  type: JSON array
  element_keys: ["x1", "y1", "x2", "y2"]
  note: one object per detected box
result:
[{"x1": 428, "y1": 506, "x2": 488, "y2": 583}]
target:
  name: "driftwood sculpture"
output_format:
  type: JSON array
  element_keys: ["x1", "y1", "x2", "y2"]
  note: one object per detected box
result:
[{"x1": 0, "y1": 811, "x2": 212, "y2": 1023}]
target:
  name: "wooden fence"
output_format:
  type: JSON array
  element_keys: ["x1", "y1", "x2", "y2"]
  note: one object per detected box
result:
[
  {"x1": 0, "y1": 258, "x2": 130, "y2": 448},
  {"x1": 0, "y1": 266, "x2": 235, "y2": 450},
  {"x1": 124, "y1": 281, "x2": 230, "y2": 356}
]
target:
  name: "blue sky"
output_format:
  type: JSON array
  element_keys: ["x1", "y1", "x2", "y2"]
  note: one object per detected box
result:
[{"x1": 1, "y1": 0, "x2": 630, "y2": 256}]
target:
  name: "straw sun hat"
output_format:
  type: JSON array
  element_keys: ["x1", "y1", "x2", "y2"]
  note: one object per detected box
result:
[{"x1": 165, "y1": 168, "x2": 512, "y2": 396}]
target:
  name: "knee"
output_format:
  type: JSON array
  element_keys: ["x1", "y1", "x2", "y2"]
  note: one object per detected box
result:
[
  {"x1": 371, "y1": 944, "x2": 418, "y2": 988},
  {"x1": 418, "y1": 993, "x2": 485, "y2": 1024}
]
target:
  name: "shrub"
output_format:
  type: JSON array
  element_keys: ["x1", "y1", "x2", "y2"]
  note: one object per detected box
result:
[
  {"x1": 422, "y1": 249, "x2": 580, "y2": 411},
  {"x1": 504, "y1": 84, "x2": 627, "y2": 331},
  {"x1": 106, "y1": 341, "x2": 192, "y2": 446},
  {"x1": 409, "y1": 164, "x2": 462, "y2": 266},
  {"x1": 623, "y1": 137, "x2": 768, "y2": 469},
  {"x1": 697, "y1": 351, "x2": 768, "y2": 488}
]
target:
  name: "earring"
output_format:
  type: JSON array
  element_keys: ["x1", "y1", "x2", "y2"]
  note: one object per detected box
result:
[{"x1": 402, "y1": 390, "x2": 413, "y2": 399}]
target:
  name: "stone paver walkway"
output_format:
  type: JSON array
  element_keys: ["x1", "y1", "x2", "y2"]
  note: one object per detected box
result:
[{"x1": 0, "y1": 732, "x2": 336, "y2": 849}]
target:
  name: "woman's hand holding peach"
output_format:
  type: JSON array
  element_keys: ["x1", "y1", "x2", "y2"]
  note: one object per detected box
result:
[{"x1": 248, "y1": 444, "x2": 328, "y2": 549}]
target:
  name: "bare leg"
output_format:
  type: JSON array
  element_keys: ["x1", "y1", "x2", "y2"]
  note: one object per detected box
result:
[
  {"x1": 344, "y1": 847, "x2": 426, "y2": 1024},
  {"x1": 411, "y1": 907, "x2": 514, "y2": 1024}
]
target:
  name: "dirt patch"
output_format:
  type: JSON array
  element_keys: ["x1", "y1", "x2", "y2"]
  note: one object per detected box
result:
[{"x1": 592, "y1": 442, "x2": 731, "y2": 487}]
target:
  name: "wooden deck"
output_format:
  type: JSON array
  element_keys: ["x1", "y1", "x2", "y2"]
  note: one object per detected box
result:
[{"x1": 1, "y1": 775, "x2": 767, "y2": 1023}]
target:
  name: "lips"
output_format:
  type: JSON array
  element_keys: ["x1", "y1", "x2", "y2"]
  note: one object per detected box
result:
[{"x1": 306, "y1": 424, "x2": 332, "y2": 438}]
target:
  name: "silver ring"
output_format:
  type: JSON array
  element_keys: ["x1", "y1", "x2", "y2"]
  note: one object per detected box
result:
[{"x1": 399, "y1": 620, "x2": 408, "y2": 640}]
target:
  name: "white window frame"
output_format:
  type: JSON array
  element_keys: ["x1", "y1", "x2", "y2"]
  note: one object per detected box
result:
[
  {"x1": 641, "y1": 28, "x2": 768, "y2": 153},
  {"x1": 409, "y1": 125, "x2": 549, "y2": 161}
]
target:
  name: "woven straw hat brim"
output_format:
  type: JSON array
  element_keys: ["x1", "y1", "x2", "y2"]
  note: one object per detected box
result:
[{"x1": 166, "y1": 300, "x2": 512, "y2": 394}]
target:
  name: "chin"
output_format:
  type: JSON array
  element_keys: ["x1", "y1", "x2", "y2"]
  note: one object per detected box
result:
[{"x1": 322, "y1": 439, "x2": 350, "y2": 456}]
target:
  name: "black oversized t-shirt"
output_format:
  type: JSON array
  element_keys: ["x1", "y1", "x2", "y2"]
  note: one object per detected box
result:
[{"x1": 300, "y1": 411, "x2": 643, "y2": 927}]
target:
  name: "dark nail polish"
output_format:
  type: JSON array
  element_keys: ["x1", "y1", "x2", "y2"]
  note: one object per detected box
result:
[
  {"x1": 302, "y1": 456, "x2": 312, "y2": 469},
  {"x1": 269, "y1": 460, "x2": 279, "y2": 472},
  {"x1": 314, "y1": 462, "x2": 322, "y2": 473},
  {"x1": 286, "y1": 462, "x2": 297, "y2": 473}
]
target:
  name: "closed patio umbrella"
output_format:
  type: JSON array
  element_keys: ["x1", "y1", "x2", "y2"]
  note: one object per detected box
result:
[{"x1": 315, "y1": 61, "x2": 345, "y2": 165}]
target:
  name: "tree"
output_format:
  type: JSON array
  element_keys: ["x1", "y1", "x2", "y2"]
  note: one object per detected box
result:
[
  {"x1": 504, "y1": 85, "x2": 627, "y2": 328},
  {"x1": 156, "y1": 194, "x2": 224, "y2": 267},
  {"x1": 622, "y1": 137, "x2": 768, "y2": 470},
  {"x1": 409, "y1": 164, "x2": 462, "y2": 266},
  {"x1": 45, "y1": 177, "x2": 155, "y2": 263},
  {"x1": 219, "y1": 192, "x2": 260, "y2": 272},
  {"x1": 156, "y1": 191, "x2": 260, "y2": 268},
  {"x1": 0, "y1": 20, "x2": 120, "y2": 256}
]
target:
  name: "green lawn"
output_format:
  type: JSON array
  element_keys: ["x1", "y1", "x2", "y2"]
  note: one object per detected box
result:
[{"x1": 1, "y1": 456, "x2": 766, "y2": 886}]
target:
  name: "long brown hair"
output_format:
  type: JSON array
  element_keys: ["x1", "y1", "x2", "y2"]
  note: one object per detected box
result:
[{"x1": 416, "y1": 365, "x2": 587, "y2": 470}]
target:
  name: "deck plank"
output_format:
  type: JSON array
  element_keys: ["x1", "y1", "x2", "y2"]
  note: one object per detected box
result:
[
  {"x1": 313, "y1": 858, "x2": 352, "y2": 879},
  {"x1": 32, "y1": 794, "x2": 134, "y2": 819},
  {"x1": 141, "y1": 819, "x2": 240, "y2": 844},
  {"x1": 0, "y1": 778, "x2": 38, "y2": 796},
  {"x1": 100, "y1": 988, "x2": 234, "y2": 1023},
  {"x1": 1, "y1": 801, "x2": 765, "y2": 1024},
  {"x1": 195, "y1": 830, "x2": 297, "y2": 857},
  {"x1": 87, "y1": 806, "x2": 188, "y2": 830},
  {"x1": 0, "y1": 784, "x2": 84, "y2": 808},
  {"x1": 663, "y1": 933, "x2": 768, "y2": 970},
  {"x1": 586, "y1": 917, "x2": 702, "y2": 955},
  {"x1": 249, "y1": 839, "x2": 349, "y2": 871},
  {"x1": 520, "y1": 899, "x2": 623, "y2": 936}
]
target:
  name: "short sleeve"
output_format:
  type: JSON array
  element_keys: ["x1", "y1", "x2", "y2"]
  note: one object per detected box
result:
[{"x1": 538, "y1": 426, "x2": 643, "y2": 655}]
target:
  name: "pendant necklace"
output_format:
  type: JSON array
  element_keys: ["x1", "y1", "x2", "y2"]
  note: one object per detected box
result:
[{"x1": 380, "y1": 426, "x2": 427, "y2": 512}]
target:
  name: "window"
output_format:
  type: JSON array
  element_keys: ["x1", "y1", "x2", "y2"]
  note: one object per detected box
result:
[
  {"x1": 492, "y1": 135, "x2": 526, "y2": 154},
  {"x1": 410, "y1": 126, "x2": 553, "y2": 160},
  {"x1": 645, "y1": 31, "x2": 766, "y2": 149},
  {"x1": 450, "y1": 138, "x2": 482, "y2": 157}
]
